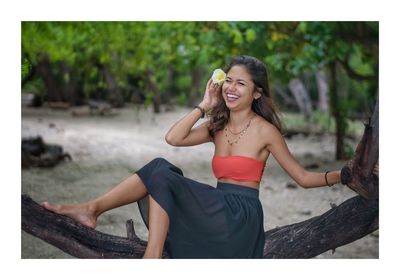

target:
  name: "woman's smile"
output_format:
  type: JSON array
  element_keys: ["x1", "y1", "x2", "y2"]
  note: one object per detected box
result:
[
  {"x1": 222, "y1": 65, "x2": 255, "y2": 107},
  {"x1": 226, "y1": 93, "x2": 240, "y2": 103}
]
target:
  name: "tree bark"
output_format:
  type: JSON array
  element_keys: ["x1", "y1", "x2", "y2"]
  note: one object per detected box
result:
[
  {"x1": 272, "y1": 83, "x2": 297, "y2": 109},
  {"x1": 36, "y1": 57, "x2": 63, "y2": 102},
  {"x1": 162, "y1": 65, "x2": 174, "y2": 106},
  {"x1": 329, "y1": 61, "x2": 347, "y2": 160},
  {"x1": 340, "y1": 101, "x2": 379, "y2": 200},
  {"x1": 263, "y1": 195, "x2": 377, "y2": 258},
  {"x1": 21, "y1": 193, "x2": 378, "y2": 259},
  {"x1": 60, "y1": 63, "x2": 82, "y2": 106},
  {"x1": 315, "y1": 70, "x2": 329, "y2": 113},
  {"x1": 100, "y1": 65, "x2": 124, "y2": 108},
  {"x1": 144, "y1": 69, "x2": 162, "y2": 113},
  {"x1": 288, "y1": 78, "x2": 313, "y2": 121}
]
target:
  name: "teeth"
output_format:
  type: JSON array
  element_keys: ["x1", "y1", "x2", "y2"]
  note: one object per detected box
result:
[{"x1": 227, "y1": 94, "x2": 239, "y2": 99}]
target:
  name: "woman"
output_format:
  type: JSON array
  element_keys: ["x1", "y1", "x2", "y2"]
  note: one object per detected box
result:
[{"x1": 41, "y1": 55, "x2": 375, "y2": 259}]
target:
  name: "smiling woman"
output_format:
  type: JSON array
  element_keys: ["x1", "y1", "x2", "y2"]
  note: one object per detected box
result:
[
  {"x1": 208, "y1": 55, "x2": 282, "y2": 138},
  {"x1": 40, "y1": 55, "x2": 376, "y2": 259}
]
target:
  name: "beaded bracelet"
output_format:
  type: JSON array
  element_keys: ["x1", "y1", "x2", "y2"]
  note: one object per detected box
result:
[{"x1": 194, "y1": 105, "x2": 205, "y2": 118}]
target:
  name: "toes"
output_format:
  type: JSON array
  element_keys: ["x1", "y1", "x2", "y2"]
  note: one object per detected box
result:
[
  {"x1": 41, "y1": 201, "x2": 50, "y2": 209},
  {"x1": 41, "y1": 201, "x2": 58, "y2": 212}
]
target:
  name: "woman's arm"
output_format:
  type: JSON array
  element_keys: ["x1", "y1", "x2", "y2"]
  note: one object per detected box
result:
[
  {"x1": 264, "y1": 123, "x2": 341, "y2": 188},
  {"x1": 164, "y1": 105, "x2": 212, "y2": 146},
  {"x1": 165, "y1": 78, "x2": 221, "y2": 147}
]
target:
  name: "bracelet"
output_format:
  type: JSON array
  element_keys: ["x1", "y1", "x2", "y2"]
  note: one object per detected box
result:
[
  {"x1": 194, "y1": 105, "x2": 205, "y2": 118},
  {"x1": 325, "y1": 171, "x2": 334, "y2": 187}
]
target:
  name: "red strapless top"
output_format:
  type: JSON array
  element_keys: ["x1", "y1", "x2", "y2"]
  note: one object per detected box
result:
[{"x1": 212, "y1": 155, "x2": 266, "y2": 183}]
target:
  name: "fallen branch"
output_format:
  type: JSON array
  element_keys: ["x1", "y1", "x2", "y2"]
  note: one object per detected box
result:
[
  {"x1": 22, "y1": 193, "x2": 377, "y2": 258},
  {"x1": 21, "y1": 194, "x2": 165, "y2": 258},
  {"x1": 263, "y1": 195, "x2": 378, "y2": 258}
]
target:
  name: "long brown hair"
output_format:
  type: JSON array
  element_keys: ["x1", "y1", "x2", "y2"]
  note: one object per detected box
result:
[{"x1": 208, "y1": 55, "x2": 282, "y2": 138}]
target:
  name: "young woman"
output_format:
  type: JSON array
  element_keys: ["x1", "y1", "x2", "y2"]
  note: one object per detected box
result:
[{"x1": 41, "y1": 55, "x2": 374, "y2": 259}]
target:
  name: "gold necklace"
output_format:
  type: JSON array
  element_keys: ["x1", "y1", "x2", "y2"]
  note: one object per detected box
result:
[{"x1": 224, "y1": 113, "x2": 256, "y2": 146}]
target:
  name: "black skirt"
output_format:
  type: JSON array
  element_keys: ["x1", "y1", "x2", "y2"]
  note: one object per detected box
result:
[{"x1": 135, "y1": 157, "x2": 265, "y2": 258}]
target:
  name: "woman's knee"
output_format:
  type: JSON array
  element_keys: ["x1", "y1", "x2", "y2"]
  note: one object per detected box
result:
[
  {"x1": 149, "y1": 157, "x2": 182, "y2": 176},
  {"x1": 149, "y1": 157, "x2": 169, "y2": 169}
]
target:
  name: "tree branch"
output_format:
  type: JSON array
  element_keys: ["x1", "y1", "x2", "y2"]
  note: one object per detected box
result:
[
  {"x1": 263, "y1": 195, "x2": 377, "y2": 258},
  {"x1": 341, "y1": 101, "x2": 379, "y2": 200},
  {"x1": 22, "y1": 193, "x2": 377, "y2": 259}
]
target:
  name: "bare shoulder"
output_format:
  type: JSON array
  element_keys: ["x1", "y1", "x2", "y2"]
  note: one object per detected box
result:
[{"x1": 255, "y1": 116, "x2": 282, "y2": 146}]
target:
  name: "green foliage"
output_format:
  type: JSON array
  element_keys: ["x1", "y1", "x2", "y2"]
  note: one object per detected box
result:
[
  {"x1": 21, "y1": 22, "x2": 378, "y2": 159},
  {"x1": 22, "y1": 77, "x2": 46, "y2": 96},
  {"x1": 21, "y1": 58, "x2": 31, "y2": 81},
  {"x1": 310, "y1": 111, "x2": 335, "y2": 133},
  {"x1": 177, "y1": 92, "x2": 188, "y2": 106},
  {"x1": 22, "y1": 21, "x2": 378, "y2": 115},
  {"x1": 343, "y1": 142, "x2": 355, "y2": 159},
  {"x1": 349, "y1": 45, "x2": 374, "y2": 76}
]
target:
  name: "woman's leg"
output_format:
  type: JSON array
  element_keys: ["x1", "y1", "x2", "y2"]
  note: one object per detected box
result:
[
  {"x1": 143, "y1": 195, "x2": 170, "y2": 259},
  {"x1": 41, "y1": 173, "x2": 148, "y2": 229}
]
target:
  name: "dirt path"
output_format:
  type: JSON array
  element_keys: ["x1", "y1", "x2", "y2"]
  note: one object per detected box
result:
[{"x1": 21, "y1": 105, "x2": 378, "y2": 258}]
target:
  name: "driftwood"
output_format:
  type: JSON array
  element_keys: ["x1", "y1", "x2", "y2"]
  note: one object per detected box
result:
[
  {"x1": 22, "y1": 136, "x2": 72, "y2": 168},
  {"x1": 22, "y1": 193, "x2": 377, "y2": 259},
  {"x1": 46, "y1": 101, "x2": 71, "y2": 110},
  {"x1": 21, "y1": 103, "x2": 379, "y2": 258},
  {"x1": 71, "y1": 101, "x2": 118, "y2": 117},
  {"x1": 263, "y1": 195, "x2": 377, "y2": 258}
]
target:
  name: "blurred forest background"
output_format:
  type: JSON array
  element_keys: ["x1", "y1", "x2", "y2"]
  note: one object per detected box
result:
[{"x1": 21, "y1": 21, "x2": 378, "y2": 160}]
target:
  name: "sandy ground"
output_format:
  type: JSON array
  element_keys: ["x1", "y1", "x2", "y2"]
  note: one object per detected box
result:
[{"x1": 21, "y1": 104, "x2": 378, "y2": 259}]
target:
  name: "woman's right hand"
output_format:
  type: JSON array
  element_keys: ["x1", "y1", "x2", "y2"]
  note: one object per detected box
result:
[{"x1": 199, "y1": 79, "x2": 222, "y2": 112}]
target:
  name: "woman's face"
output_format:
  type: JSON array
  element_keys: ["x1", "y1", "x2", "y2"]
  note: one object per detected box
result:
[{"x1": 221, "y1": 65, "x2": 261, "y2": 111}]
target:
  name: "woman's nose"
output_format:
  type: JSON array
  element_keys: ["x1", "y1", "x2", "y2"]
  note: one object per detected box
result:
[{"x1": 227, "y1": 83, "x2": 237, "y2": 92}]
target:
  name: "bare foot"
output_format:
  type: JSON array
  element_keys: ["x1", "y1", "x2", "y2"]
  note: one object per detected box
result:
[{"x1": 41, "y1": 201, "x2": 97, "y2": 229}]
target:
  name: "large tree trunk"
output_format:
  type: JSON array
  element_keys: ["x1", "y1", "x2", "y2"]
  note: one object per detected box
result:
[
  {"x1": 272, "y1": 83, "x2": 297, "y2": 110},
  {"x1": 21, "y1": 102, "x2": 378, "y2": 258},
  {"x1": 288, "y1": 78, "x2": 313, "y2": 121},
  {"x1": 36, "y1": 57, "x2": 62, "y2": 102},
  {"x1": 162, "y1": 65, "x2": 174, "y2": 106},
  {"x1": 60, "y1": 63, "x2": 82, "y2": 106},
  {"x1": 315, "y1": 70, "x2": 329, "y2": 113},
  {"x1": 101, "y1": 65, "x2": 124, "y2": 108},
  {"x1": 144, "y1": 69, "x2": 162, "y2": 113},
  {"x1": 329, "y1": 61, "x2": 347, "y2": 160}
]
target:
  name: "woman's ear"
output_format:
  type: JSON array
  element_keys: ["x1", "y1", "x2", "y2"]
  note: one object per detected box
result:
[{"x1": 253, "y1": 88, "x2": 262, "y2": 100}]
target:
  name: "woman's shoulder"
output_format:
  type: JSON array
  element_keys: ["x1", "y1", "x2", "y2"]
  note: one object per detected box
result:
[
  {"x1": 254, "y1": 115, "x2": 278, "y2": 132},
  {"x1": 254, "y1": 115, "x2": 281, "y2": 140}
]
